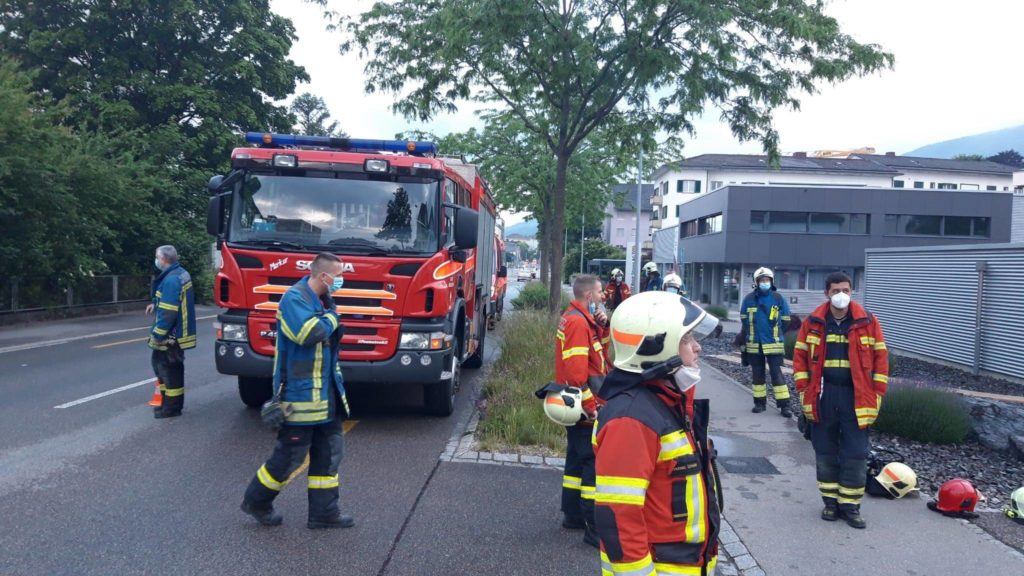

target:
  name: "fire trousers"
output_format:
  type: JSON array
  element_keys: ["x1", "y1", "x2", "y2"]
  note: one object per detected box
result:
[
  {"x1": 750, "y1": 352, "x2": 789, "y2": 403},
  {"x1": 243, "y1": 417, "x2": 345, "y2": 520},
  {"x1": 561, "y1": 423, "x2": 595, "y2": 525},
  {"x1": 810, "y1": 382, "x2": 870, "y2": 511},
  {"x1": 151, "y1": 348, "x2": 184, "y2": 413}
]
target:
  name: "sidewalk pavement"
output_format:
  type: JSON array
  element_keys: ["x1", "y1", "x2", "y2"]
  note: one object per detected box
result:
[{"x1": 699, "y1": 362, "x2": 1024, "y2": 576}]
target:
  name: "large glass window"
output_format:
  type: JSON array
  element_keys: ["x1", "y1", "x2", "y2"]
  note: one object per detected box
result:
[
  {"x1": 750, "y1": 211, "x2": 767, "y2": 231},
  {"x1": 767, "y1": 211, "x2": 808, "y2": 233},
  {"x1": 229, "y1": 173, "x2": 440, "y2": 255},
  {"x1": 850, "y1": 213, "x2": 870, "y2": 234},
  {"x1": 699, "y1": 213, "x2": 723, "y2": 235},
  {"x1": 808, "y1": 267, "x2": 856, "y2": 291},
  {"x1": 884, "y1": 214, "x2": 989, "y2": 237},
  {"x1": 944, "y1": 216, "x2": 972, "y2": 237},
  {"x1": 772, "y1": 267, "x2": 804, "y2": 290},
  {"x1": 971, "y1": 217, "x2": 991, "y2": 237},
  {"x1": 809, "y1": 212, "x2": 848, "y2": 233},
  {"x1": 902, "y1": 215, "x2": 942, "y2": 235}
]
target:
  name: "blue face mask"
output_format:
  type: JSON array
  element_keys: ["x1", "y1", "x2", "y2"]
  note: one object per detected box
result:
[
  {"x1": 325, "y1": 274, "x2": 344, "y2": 293},
  {"x1": 588, "y1": 301, "x2": 597, "y2": 315},
  {"x1": 666, "y1": 286, "x2": 679, "y2": 294},
  {"x1": 154, "y1": 258, "x2": 163, "y2": 271},
  {"x1": 758, "y1": 282, "x2": 772, "y2": 292}
]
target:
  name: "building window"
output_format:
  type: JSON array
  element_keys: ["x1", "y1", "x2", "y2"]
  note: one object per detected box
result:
[
  {"x1": 987, "y1": 185, "x2": 997, "y2": 191},
  {"x1": 681, "y1": 220, "x2": 698, "y2": 238},
  {"x1": 711, "y1": 181, "x2": 724, "y2": 191},
  {"x1": 937, "y1": 182, "x2": 957, "y2": 190},
  {"x1": 675, "y1": 205, "x2": 681, "y2": 217},
  {"x1": 772, "y1": 267, "x2": 805, "y2": 290},
  {"x1": 893, "y1": 180, "x2": 905, "y2": 188},
  {"x1": 959, "y1": 183, "x2": 979, "y2": 191},
  {"x1": 913, "y1": 181, "x2": 924, "y2": 189},
  {"x1": 768, "y1": 211, "x2": 809, "y2": 233},
  {"x1": 681, "y1": 215, "x2": 721, "y2": 237},
  {"x1": 884, "y1": 214, "x2": 990, "y2": 237},
  {"x1": 661, "y1": 206, "x2": 668, "y2": 219},
  {"x1": 808, "y1": 268, "x2": 856, "y2": 291},
  {"x1": 750, "y1": 211, "x2": 767, "y2": 231},
  {"x1": 616, "y1": 227, "x2": 625, "y2": 237},
  {"x1": 752, "y1": 211, "x2": 869, "y2": 234},
  {"x1": 677, "y1": 180, "x2": 702, "y2": 193}
]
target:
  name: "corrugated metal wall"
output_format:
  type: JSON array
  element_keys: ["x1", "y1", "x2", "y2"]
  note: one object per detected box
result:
[
  {"x1": 653, "y1": 226, "x2": 678, "y2": 264},
  {"x1": 864, "y1": 244, "x2": 1024, "y2": 380},
  {"x1": 1013, "y1": 192, "x2": 1024, "y2": 243}
]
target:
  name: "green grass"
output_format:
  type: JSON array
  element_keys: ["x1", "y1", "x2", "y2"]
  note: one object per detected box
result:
[
  {"x1": 704, "y1": 305, "x2": 729, "y2": 320},
  {"x1": 476, "y1": 310, "x2": 565, "y2": 453},
  {"x1": 873, "y1": 386, "x2": 972, "y2": 444},
  {"x1": 511, "y1": 281, "x2": 570, "y2": 311}
]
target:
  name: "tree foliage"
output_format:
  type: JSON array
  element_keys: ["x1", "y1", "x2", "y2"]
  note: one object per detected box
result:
[
  {"x1": 346, "y1": 0, "x2": 893, "y2": 311},
  {"x1": 563, "y1": 238, "x2": 625, "y2": 279},
  {"x1": 291, "y1": 92, "x2": 347, "y2": 137},
  {"x1": 952, "y1": 153, "x2": 985, "y2": 161},
  {"x1": 986, "y1": 149, "x2": 1023, "y2": 168}
]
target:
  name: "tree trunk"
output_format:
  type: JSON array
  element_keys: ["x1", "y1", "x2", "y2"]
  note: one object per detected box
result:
[
  {"x1": 547, "y1": 152, "x2": 570, "y2": 315},
  {"x1": 538, "y1": 218, "x2": 550, "y2": 286}
]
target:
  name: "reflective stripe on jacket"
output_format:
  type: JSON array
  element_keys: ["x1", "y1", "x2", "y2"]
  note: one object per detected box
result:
[
  {"x1": 555, "y1": 301, "x2": 609, "y2": 416},
  {"x1": 740, "y1": 290, "x2": 790, "y2": 355},
  {"x1": 274, "y1": 276, "x2": 347, "y2": 426},
  {"x1": 792, "y1": 301, "x2": 888, "y2": 428},
  {"x1": 594, "y1": 369, "x2": 721, "y2": 576},
  {"x1": 604, "y1": 281, "x2": 632, "y2": 309},
  {"x1": 150, "y1": 263, "x2": 196, "y2": 350}
]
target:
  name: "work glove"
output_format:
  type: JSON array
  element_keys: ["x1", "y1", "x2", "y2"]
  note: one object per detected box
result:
[{"x1": 261, "y1": 396, "x2": 292, "y2": 428}]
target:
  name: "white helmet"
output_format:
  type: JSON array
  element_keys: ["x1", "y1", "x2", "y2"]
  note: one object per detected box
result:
[
  {"x1": 753, "y1": 267, "x2": 774, "y2": 283},
  {"x1": 610, "y1": 268, "x2": 623, "y2": 279},
  {"x1": 541, "y1": 386, "x2": 585, "y2": 426},
  {"x1": 663, "y1": 273, "x2": 683, "y2": 294},
  {"x1": 643, "y1": 262, "x2": 657, "y2": 274},
  {"x1": 875, "y1": 462, "x2": 919, "y2": 499},
  {"x1": 610, "y1": 292, "x2": 719, "y2": 373}
]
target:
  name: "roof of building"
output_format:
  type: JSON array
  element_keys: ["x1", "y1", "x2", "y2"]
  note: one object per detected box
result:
[
  {"x1": 653, "y1": 153, "x2": 1016, "y2": 178},
  {"x1": 610, "y1": 183, "x2": 655, "y2": 212}
]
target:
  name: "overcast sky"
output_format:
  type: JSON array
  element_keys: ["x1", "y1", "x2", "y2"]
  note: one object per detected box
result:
[{"x1": 271, "y1": 0, "x2": 1024, "y2": 225}]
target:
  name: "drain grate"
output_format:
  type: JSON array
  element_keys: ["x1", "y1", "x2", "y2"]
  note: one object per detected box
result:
[{"x1": 717, "y1": 456, "x2": 781, "y2": 475}]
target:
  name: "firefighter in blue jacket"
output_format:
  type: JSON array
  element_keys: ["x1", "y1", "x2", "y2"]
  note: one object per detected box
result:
[
  {"x1": 147, "y1": 245, "x2": 197, "y2": 419},
  {"x1": 241, "y1": 252, "x2": 354, "y2": 529},
  {"x1": 740, "y1": 267, "x2": 793, "y2": 417}
]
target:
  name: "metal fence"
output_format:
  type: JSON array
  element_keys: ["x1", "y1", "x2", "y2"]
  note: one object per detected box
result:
[
  {"x1": 864, "y1": 243, "x2": 1024, "y2": 380},
  {"x1": 0, "y1": 275, "x2": 151, "y2": 313}
]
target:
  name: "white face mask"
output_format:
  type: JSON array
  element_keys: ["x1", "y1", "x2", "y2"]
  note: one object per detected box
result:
[
  {"x1": 830, "y1": 292, "x2": 851, "y2": 310},
  {"x1": 671, "y1": 365, "x2": 702, "y2": 392}
]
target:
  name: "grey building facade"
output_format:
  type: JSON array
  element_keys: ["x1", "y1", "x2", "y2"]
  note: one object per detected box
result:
[{"x1": 677, "y1": 185, "x2": 1014, "y2": 312}]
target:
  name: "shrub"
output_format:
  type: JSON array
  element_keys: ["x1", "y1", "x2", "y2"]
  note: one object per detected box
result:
[
  {"x1": 477, "y1": 310, "x2": 564, "y2": 452},
  {"x1": 512, "y1": 281, "x2": 570, "y2": 311},
  {"x1": 872, "y1": 386, "x2": 972, "y2": 444},
  {"x1": 704, "y1": 305, "x2": 729, "y2": 320}
]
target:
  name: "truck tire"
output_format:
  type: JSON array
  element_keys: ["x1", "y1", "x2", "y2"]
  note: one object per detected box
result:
[
  {"x1": 238, "y1": 376, "x2": 273, "y2": 408},
  {"x1": 425, "y1": 347, "x2": 460, "y2": 416},
  {"x1": 463, "y1": 320, "x2": 486, "y2": 369}
]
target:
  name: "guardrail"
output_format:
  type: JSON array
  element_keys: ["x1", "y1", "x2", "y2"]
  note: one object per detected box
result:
[{"x1": 0, "y1": 275, "x2": 151, "y2": 314}]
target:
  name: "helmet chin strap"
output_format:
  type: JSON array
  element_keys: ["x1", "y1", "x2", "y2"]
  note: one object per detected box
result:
[{"x1": 640, "y1": 356, "x2": 682, "y2": 381}]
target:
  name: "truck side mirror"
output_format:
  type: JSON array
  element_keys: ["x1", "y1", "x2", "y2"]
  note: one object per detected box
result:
[
  {"x1": 207, "y1": 194, "x2": 227, "y2": 236},
  {"x1": 497, "y1": 265, "x2": 508, "y2": 278},
  {"x1": 208, "y1": 174, "x2": 225, "y2": 195},
  {"x1": 454, "y1": 207, "x2": 479, "y2": 249}
]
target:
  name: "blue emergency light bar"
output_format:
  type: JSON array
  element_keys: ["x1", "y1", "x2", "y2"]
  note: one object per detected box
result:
[{"x1": 244, "y1": 132, "x2": 438, "y2": 156}]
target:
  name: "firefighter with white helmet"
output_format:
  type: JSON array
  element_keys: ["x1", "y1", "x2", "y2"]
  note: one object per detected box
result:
[
  {"x1": 640, "y1": 261, "x2": 662, "y2": 292},
  {"x1": 740, "y1": 266, "x2": 793, "y2": 416},
  {"x1": 663, "y1": 272, "x2": 683, "y2": 295},
  {"x1": 593, "y1": 292, "x2": 722, "y2": 575},
  {"x1": 603, "y1": 267, "x2": 631, "y2": 311}
]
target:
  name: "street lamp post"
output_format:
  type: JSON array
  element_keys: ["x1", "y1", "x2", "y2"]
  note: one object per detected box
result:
[{"x1": 634, "y1": 148, "x2": 643, "y2": 292}]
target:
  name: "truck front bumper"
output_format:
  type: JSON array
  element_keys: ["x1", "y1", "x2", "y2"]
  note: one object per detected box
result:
[{"x1": 214, "y1": 340, "x2": 274, "y2": 378}]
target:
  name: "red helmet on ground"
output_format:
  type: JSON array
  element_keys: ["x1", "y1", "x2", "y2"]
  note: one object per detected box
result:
[{"x1": 928, "y1": 479, "x2": 981, "y2": 516}]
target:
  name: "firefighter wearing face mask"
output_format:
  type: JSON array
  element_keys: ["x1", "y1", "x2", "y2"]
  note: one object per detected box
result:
[
  {"x1": 604, "y1": 268, "x2": 632, "y2": 311},
  {"x1": 741, "y1": 267, "x2": 792, "y2": 416},
  {"x1": 594, "y1": 291, "x2": 722, "y2": 576},
  {"x1": 663, "y1": 273, "x2": 684, "y2": 295},
  {"x1": 554, "y1": 274, "x2": 610, "y2": 547},
  {"x1": 794, "y1": 271, "x2": 888, "y2": 530}
]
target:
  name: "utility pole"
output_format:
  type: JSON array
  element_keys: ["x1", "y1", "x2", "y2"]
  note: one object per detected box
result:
[
  {"x1": 634, "y1": 147, "x2": 643, "y2": 293},
  {"x1": 580, "y1": 213, "x2": 585, "y2": 274}
]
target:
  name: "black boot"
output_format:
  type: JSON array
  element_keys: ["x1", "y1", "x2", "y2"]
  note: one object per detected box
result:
[
  {"x1": 308, "y1": 513, "x2": 355, "y2": 529},
  {"x1": 840, "y1": 508, "x2": 867, "y2": 529},
  {"x1": 582, "y1": 524, "x2": 600, "y2": 549},
  {"x1": 821, "y1": 505, "x2": 838, "y2": 522},
  {"x1": 751, "y1": 398, "x2": 766, "y2": 413},
  {"x1": 562, "y1": 514, "x2": 585, "y2": 530},
  {"x1": 779, "y1": 402, "x2": 793, "y2": 418},
  {"x1": 154, "y1": 407, "x2": 182, "y2": 419},
  {"x1": 241, "y1": 501, "x2": 283, "y2": 526}
]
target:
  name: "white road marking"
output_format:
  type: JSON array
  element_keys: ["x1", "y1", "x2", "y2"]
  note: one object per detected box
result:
[
  {"x1": 54, "y1": 378, "x2": 157, "y2": 409},
  {"x1": 0, "y1": 314, "x2": 217, "y2": 355}
]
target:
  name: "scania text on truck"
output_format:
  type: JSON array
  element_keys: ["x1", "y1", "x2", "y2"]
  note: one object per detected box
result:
[{"x1": 206, "y1": 133, "x2": 498, "y2": 416}]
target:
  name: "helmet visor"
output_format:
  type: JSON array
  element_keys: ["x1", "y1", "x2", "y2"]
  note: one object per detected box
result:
[{"x1": 679, "y1": 297, "x2": 719, "y2": 341}]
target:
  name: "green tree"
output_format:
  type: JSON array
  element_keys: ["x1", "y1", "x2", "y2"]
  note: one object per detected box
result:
[
  {"x1": 987, "y1": 149, "x2": 1023, "y2": 168},
  {"x1": 564, "y1": 238, "x2": 625, "y2": 280},
  {"x1": 291, "y1": 92, "x2": 347, "y2": 137},
  {"x1": 952, "y1": 153, "x2": 985, "y2": 161},
  {"x1": 345, "y1": 1, "x2": 892, "y2": 312},
  {"x1": 376, "y1": 187, "x2": 413, "y2": 247}
]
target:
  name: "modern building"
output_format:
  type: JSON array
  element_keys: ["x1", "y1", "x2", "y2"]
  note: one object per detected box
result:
[
  {"x1": 649, "y1": 153, "x2": 1016, "y2": 233},
  {"x1": 1015, "y1": 171, "x2": 1024, "y2": 243},
  {"x1": 603, "y1": 183, "x2": 654, "y2": 251},
  {"x1": 675, "y1": 185, "x2": 1014, "y2": 312}
]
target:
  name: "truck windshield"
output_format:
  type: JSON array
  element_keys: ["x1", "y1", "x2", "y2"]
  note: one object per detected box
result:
[{"x1": 227, "y1": 173, "x2": 440, "y2": 255}]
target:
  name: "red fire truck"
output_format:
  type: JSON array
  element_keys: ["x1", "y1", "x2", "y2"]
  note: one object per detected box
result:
[
  {"x1": 206, "y1": 133, "x2": 500, "y2": 416},
  {"x1": 489, "y1": 228, "x2": 508, "y2": 330}
]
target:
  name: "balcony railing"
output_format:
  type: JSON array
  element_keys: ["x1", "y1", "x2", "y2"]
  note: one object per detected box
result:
[{"x1": 650, "y1": 194, "x2": 663, "y2": 206}]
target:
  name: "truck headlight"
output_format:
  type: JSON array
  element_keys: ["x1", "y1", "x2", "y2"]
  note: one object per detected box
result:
[
  {"x1": 218, "y1": 322, "x2": 247, "y2": 342},
  {"x1": 399, "y1": 331, "x2": 452, "y2": 350}
]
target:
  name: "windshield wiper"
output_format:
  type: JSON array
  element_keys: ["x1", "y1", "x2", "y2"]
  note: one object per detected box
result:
[
  {"x1": 236, "y1": 239, "x2": 307, "y2": 251},
  {"x1": 325, "y1": 237, "x2": 391, "y2": 255}
]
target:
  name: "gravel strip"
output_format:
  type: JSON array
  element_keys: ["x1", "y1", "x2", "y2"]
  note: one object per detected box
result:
[{"x1": 701, "y1": 331, "x2": 1024, "y2": 552}]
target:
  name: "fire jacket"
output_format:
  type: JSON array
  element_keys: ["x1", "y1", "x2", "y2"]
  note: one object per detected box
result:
[
  {"x1": 793, "y1": 301, "x2": 888, "y2": 428},
  {"x1": 604, "y1": 280, "x2": 632, "y2": 310},
  {"x1": 740, "y1": 289, "x2": 790, "y2": 355},
  {"x1": 149, "y1": 263, "x2": 196, "y2": 350},
  {"x1": 593, "y1": 369, "x2": 721, "y2": 576},
  {"x1": 555, "y1": 301, "x2": 610, "y2": 417},
  {"x1": 274, "y1": 276, "x2": 348, "y2": 426}
]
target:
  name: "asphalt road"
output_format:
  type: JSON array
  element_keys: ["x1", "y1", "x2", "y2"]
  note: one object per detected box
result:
[{"x1": 0, "y1": 287, "x2": 532, "y2": 576}]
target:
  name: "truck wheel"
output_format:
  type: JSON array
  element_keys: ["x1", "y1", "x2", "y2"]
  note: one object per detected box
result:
[
  {"x1": 238, "y1": 376, "x2": 273, "y2": 408},
  {"x1": 463, "y1": 324, "x2": 486, "y2": 369},
  {"x1": 425, "y1": 347, "x2": 460, "y2": 416}
]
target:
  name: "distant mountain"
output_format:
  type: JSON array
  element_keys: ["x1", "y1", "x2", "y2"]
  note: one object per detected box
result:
[
  {"x1": 505, "y1": 220, "x2": 538, "y2": 238},
  {"x1": 907, "y1": 124, "x2": 1024, "y2": 158}
]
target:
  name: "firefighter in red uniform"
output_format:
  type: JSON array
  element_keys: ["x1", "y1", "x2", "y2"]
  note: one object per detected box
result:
[
  {"x1": 794, "y1": 271, "x2": 888, "y2": 529},
  {"x1": 554, "y1": 274, "x2": 609, "y2": 548},
  {"x1": 604, "y1": 268, "x2": 632, "y2": 312},
  {"x1": 594, "y1": 291, "x2": 722, "y2": 576}
]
